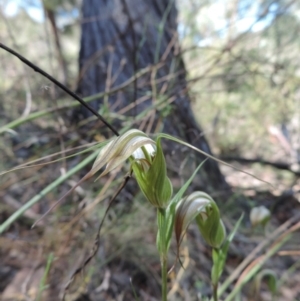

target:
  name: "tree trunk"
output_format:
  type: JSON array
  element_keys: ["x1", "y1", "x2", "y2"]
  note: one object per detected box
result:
[{"x1": 76, "y1": 0, "x2": 229, "y2": 193}]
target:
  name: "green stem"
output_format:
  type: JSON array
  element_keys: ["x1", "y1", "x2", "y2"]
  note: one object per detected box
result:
[
  {"x1": 36, "y1": 253, "x2": 54, "y2": 301},
  {"x1": 157, "y1": 208, "x2": 168, "y2": 301},
  {"x1": 161, "y1": 253, "x2": 168, "y2": 301},
  {"x1": 213, "y1": 283, "x2": 218, "y2": 301}
]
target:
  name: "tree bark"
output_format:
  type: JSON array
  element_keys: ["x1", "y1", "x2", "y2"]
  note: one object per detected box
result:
[{"x1": 76, "y1": 0, "x2": 229, "y2": 193}]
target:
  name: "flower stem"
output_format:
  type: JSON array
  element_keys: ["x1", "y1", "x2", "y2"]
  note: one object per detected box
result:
[
  {"x1": 161, "y1": 253, "x2": 168, "y2": 301},
  {"x1": 213, "y1": 283, "x2": 218, "y2": 301},
  {"x1": 157, "y1": 208, "x2": 168, "y2": 301}
]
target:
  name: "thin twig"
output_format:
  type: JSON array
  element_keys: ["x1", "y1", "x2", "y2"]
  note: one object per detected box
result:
[
  {"x1": 0, "y1": 42, "x2": 119, "y2": 137},
  {"x1": 62, "y1": 173, "x2": 131, "y2": 300},
  {"x1": 220, "y1": 156, "x2": 300, "y2": 176}
]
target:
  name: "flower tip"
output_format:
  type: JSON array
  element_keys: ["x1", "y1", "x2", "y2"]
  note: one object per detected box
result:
[{"x1": 90, "y1": 129, "x2": 156, "y2": 177}]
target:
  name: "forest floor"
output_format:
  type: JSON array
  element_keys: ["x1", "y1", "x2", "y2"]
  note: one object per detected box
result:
[{"x1": 1, "y1": 136, "x2": 300, "y2": 301}]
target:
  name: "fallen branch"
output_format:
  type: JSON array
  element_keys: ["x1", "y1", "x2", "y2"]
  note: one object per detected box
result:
[{"x1": 219, "y1": 156, "x2": 300, "y2": 176}]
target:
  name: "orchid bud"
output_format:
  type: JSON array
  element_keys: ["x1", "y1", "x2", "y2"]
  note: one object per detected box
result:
[
  {"x1": 196, "y1": 205, "x2": 226, "y2": 249},
  {"x1": 91, "y1": 130, "x2": 172, "y2": 208},
  {"x1": 250, "y1": 206, "x2": 270, "y2": 227},
  {"x1": 91, "y1": 129, "x2": 156, "y2": 177},
  {"x1": 175, "y1": 191, "x2": 226, "y2": 249},
  {"x1": 132, "y1": 138, "x2": 173, "y2": 208}
]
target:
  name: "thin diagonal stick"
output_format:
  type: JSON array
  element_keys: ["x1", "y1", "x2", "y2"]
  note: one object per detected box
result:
[
  {"x1": 0, "y1": 42, "x2": 119, "y2": 136},
  {"x1": 62, "y1": 173, "x2": 131, "y2": 300}
]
